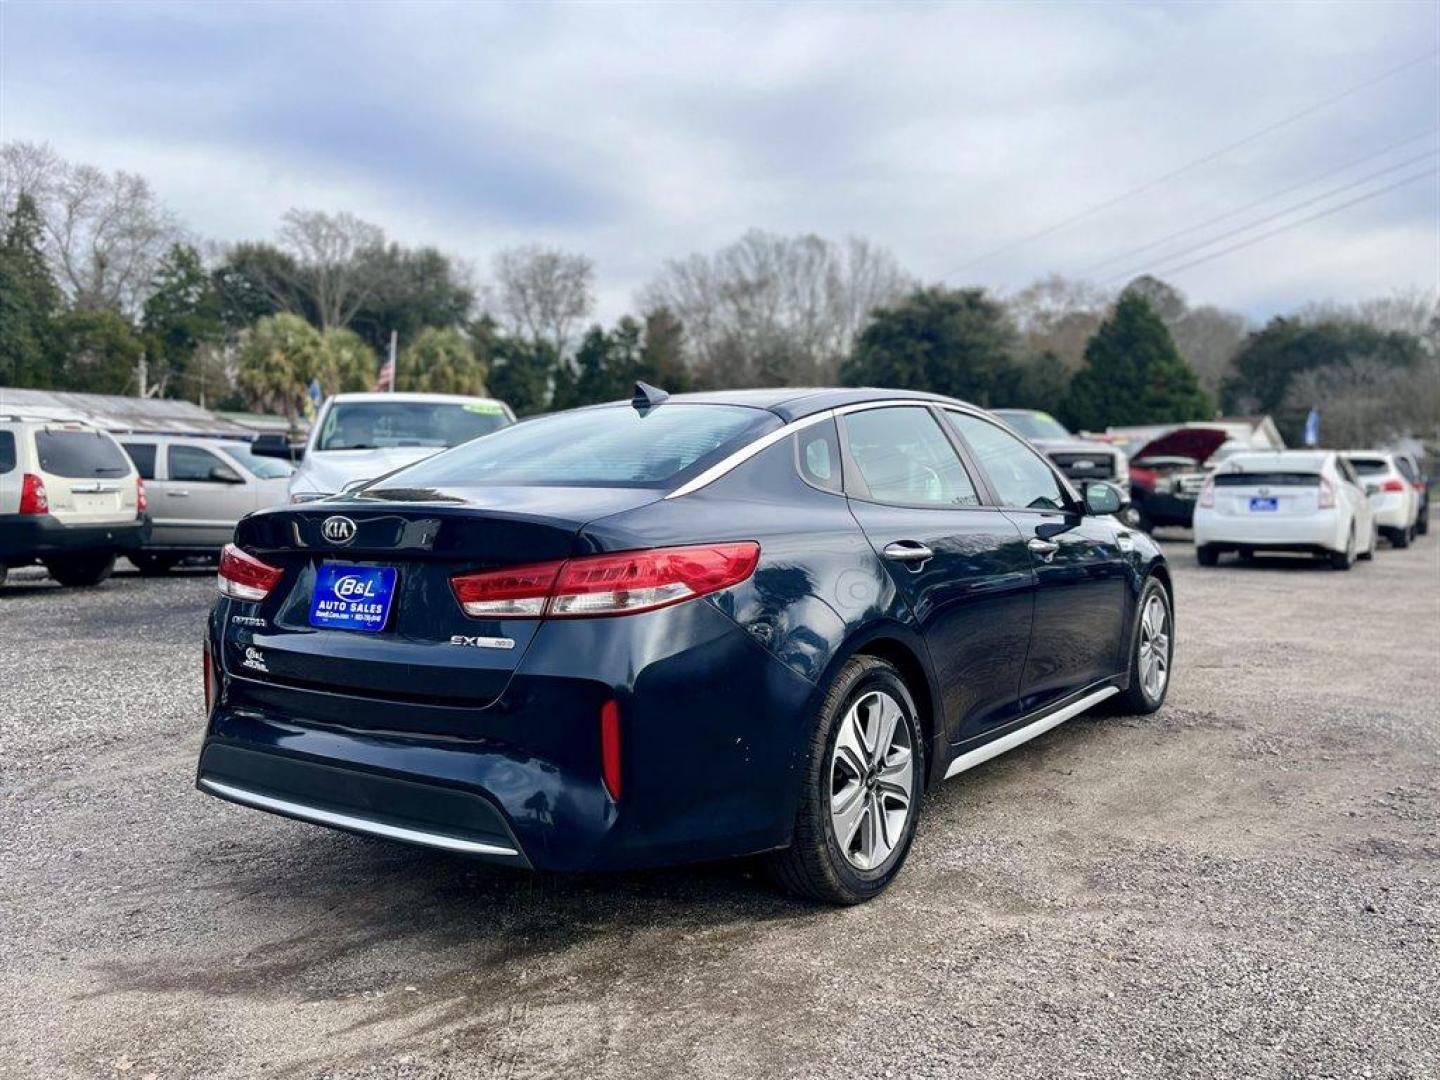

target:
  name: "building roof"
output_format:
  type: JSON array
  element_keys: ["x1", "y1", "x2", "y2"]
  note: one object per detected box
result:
[{"x1": 0, "y1": 387, "x2": 261, "y2": 437}]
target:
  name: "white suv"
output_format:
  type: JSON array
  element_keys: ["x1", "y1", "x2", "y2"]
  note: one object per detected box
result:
[
  {"x1": 1342, "y1": 452, "x2": 1420, "y2": 549},
  {"x1": 0, "y1": 415, "x2": 147, "y2": 588}
]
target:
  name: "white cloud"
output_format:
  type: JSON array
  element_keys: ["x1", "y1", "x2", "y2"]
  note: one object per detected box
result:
[{"x1": 2, "y1": 0, "x2": 1436, "y2": 326}]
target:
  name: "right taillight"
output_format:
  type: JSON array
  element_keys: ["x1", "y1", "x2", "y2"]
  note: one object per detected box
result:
[
  {"x1": 19, "y1": 473, "x2": 49, "y2": 515},
  {"x1": 1198, "y1": 477, "x2": 1215, "y2": 508},
  {"x1": 1318, "y1": 478, "x2": 1337, "y2": 509},
  {"x1": 217, "y1": 543, "x2": 284, "y2": 601},
  {"x1": 451, "y1": 542, "x2": 761, "y2": 619}
]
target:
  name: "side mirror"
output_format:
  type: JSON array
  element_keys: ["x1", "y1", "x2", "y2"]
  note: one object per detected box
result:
[
  {"x1": 1082, "y1": 480, "x2": 1126, "y2": 517},
  {"x1": 209, "y1": 464, "x2": 244, "y2": 484}
]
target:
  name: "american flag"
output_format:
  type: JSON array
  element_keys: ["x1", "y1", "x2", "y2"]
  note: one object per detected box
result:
[{"x1": 373, "y1": 354, "x2": 395, "y2": 392}]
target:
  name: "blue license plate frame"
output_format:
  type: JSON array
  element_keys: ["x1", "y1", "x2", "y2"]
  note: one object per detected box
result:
[{"x1": 1248, "y1": 497, "x2": 1279, "y2": 512}]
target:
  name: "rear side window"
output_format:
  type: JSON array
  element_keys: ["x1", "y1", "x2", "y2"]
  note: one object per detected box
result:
[
  {"x1": 123, "y1": 442, "x2": 157, "y2": 480},
  {"x1": 0, "y1": 431, "x2": 15, "y2": 474},
  {"x1": 795, "y1": 419, "x2": 843, "y2": 494},
  {"x1": 373, "y1": 404, "x2": 774, "y2": 490},
  {"x1": 842, "y1": 406, "x2": 980, "y2": 507},
  {"x1": 944, "y1": 412, "x2": 1067, "y2": 511},
  {"x1": 1346, "y1": 457, "x2": 1388, "y2": 476},
  {"x1": 35, "y1": 430, "x2": 132, "y2": 478},
  {"x1": 1215, "y1": 473, "x2": 1319, "y2": 487},
  {"x1": 1395, "y1": 457, "x2": 1417, "y2": 481}
]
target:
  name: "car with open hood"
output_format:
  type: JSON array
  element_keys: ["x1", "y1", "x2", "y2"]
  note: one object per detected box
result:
[{"x1": 1127, "y1": 426, "x2": 1241, "y2": 532}]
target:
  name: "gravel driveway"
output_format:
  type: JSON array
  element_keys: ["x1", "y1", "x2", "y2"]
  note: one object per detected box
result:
[{"x1": 3, "y1": 533, "x2": 1437, "y2": 1080}]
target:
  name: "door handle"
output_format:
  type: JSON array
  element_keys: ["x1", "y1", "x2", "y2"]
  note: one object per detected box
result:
[
  {"x1": 882, "y1": 541, "x2": 933, "y2": 563},
  {"x1": 166, "y1": 490, "x2": 190, "y2": 497},
  {"x1": 1027, "y1": 537, "x2": 1059, "y2": 562}
]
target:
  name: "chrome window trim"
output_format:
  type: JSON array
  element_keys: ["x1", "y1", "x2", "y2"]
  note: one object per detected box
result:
[
  {"x1": 665, "y1": 399, "x2": 986, "y2": 500},
  {"x1": 198, "y1": 778, "x2": 522, "y2": 857}
]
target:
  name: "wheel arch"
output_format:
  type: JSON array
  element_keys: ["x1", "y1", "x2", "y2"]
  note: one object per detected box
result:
[{"x1": 815, "y1": 622, "x2": 945, "y2": 790}]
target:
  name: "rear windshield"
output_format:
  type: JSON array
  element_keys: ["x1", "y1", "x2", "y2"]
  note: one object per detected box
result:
[
  {"x1": 368, "y1": 404, "x2": 775, "y2": 490},
  {"x1": 36, "y1": 430, "x2": 132, "y2": 478},
  {"x1": 1345, "y1": 458, "x2": 1388, "y2": 476},
  {"x1": 316, "y1": 401, "x2": 510, "y2": 451},
  {"x1": 219, "y1": 443, "x2": 294, "y2": 479},
  {"x1": 1215, "y1": 472, "x2": 1320, "y2": 487}
]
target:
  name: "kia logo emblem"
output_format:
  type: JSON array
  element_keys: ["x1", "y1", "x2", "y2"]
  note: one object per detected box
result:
[{"x1": 320, "y1": 516, "x2": 357, "y2": 545}]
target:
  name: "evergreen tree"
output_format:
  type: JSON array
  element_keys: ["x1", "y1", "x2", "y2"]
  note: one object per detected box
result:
[
  {"x1": 52, "y1": 309, "x2": 144, "y2": 394},
  {"x1": 487, "y1": 337, "x2": 557, "y2": 416},
  {"x1": 841, "y1": 287, "x2": 1021, "y2": 406},
  {"x1": 1065, "y1": 293, "x2": 1211, "y2": 431},
  {"x1": 0, "y1": 194, "x2": 62, "y2": 387},
  {"x1": 142, "y1": 244, "x2": 222, "y2": 400}
]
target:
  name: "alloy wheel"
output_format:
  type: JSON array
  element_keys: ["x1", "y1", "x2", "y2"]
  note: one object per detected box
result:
[
  {"x1": 829, "y1": 690, "x2": 915, "y2": 870},
  {"x1": 1137, "y1": 594, "x2": 1170, "y2": 701}
]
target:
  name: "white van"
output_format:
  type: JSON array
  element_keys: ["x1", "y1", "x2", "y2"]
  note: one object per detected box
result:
[{"x1": 0, "y1": 415, "x2": 146, "y2": 588}]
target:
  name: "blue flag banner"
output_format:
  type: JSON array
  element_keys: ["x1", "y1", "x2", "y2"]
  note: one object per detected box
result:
[
  {"x1": 1303, "y1": 408, "x2": 1320, "y2": 447},
  {"x1": 304, "y1": 379, "x2": 323, "y2": 419}
]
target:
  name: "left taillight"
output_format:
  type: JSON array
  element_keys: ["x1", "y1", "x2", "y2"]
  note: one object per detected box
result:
[
  {"x1": 450, "y1": 542, "x2": 761, "y2": 619},
  {"x1": 136, "y1": 477, "x2": 148, "y2": 515},
  {"x1": 1380, "y1": 478, "x2": 1406, "y2": 493},
  {"x1": 217, "y1": 543, "x2": 284, "y2": 602},
  {"x1": 19, "y1": 473, "x2": 49, "y2": 515}
]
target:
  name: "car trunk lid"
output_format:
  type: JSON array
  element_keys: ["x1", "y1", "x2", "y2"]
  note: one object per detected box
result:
[
  {"x1": 1212, "y1": 472, "x2": 1322, "y2": 516},
  {"x1": 224, "y1": 486, "x2": 659, "y2": 711}
]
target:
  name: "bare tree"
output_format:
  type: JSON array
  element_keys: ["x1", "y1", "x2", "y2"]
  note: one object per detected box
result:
[
  {"x1": 1, "y1": 140, "x2": 179, "y2": 315},
  {"x1": 276, "y1": 209, "x2": 386, "y2": 332},
  {"x1": 492, "y1": 245, "x2": 595, "y2": 357},
  {"x1": 1006, "y1": 274, "x2": 1113, "y2": 370},
  {"x1": 638, "y1": 230, "x2": 912, "y2": 387},
  {"x1": 1284, "y1": 354, "x2": 1440, "y2": 447}
]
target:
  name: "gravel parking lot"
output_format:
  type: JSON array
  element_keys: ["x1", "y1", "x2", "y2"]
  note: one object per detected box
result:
[{"x1": 3, "y1": 531, "x2": 1437, "y2": 1080}]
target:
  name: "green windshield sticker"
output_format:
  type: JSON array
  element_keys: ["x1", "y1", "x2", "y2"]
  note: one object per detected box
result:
[{"x1": 463, "y1": 403, "x2": 505, "y2": 415}]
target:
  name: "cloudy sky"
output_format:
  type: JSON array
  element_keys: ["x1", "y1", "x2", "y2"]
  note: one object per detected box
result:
[{"x1": 2, "y1": 1, "x2": 1436, "y2": 323}]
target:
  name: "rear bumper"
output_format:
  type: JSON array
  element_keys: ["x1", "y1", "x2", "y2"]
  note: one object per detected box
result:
[
  {"x1": 1193, "y1": 507, "x2": 1345, "y2": 551},
  {"x1": 1369, "y1": 495, "x2": 1413, "y2": 530},
  {"x1": 198, "y1": 598, "x2": 819, "y2": 872},
  {"x1": 0, "y1": 513, "x2": 148, "y2": 563}
]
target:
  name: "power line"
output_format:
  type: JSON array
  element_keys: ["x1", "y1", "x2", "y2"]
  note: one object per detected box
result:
[
  {"x1": 1138, "y1": 167, "x2": 1438, "y2": 280},
  {"x1": 940, "y1": 48, "x2": 1440, "y2": 279},
  {"x1": 1074, "y1": 128, "x2": 1439, "y2": 278},
  {"x1": 1102, "y1": 146, "x2": 1440, "y2": 285}
]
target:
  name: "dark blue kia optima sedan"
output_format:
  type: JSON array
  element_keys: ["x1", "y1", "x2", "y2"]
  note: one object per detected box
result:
[{"x1": 198, "y1": 386, "x2": 1173, "y2": 903}]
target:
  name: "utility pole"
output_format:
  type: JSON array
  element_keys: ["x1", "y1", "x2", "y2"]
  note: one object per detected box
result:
[
  {"x1": 136, "y1": 352, "x2": 148, "y2": 399},
  {"x1": 388, "y1": 331, "x2": 398, "y2": 393}
]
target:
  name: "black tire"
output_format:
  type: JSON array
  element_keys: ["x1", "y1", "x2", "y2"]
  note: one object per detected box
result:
[
  {"x1": 764, "y1": 655, "x2": 926, "y2": 905},
  {"x1": 0, "y1": 564, "x2": 8, "y2": 589},
  {"x1": 1329, "y1": 526, "x2": 1356, "y2": 570},
  {"x1": 43, "y1": 552, "x2": 116, "y2": 588},
  {"x1": 1417, "y1": 511, "x2": 1429, "y2": 536},
  {"x1": 1130, "y1": 505, "x2": 1153, "y2": 533},
  {"x1": 1109, "y1": 576, "x2": 1174, "y2": 716},
  {"x1": 1391, "y1": 526, "x2": 1410, "y2": 550},
  {"x1": 131, "y1": 552, "x2": 177, "y2": 576},
  {"x1": 1196, "y1": 545, "x2": 1219, "y2": 567}
]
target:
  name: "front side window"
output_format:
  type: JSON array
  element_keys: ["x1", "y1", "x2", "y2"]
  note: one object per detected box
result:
[
  {"x1": 316, "y1": 401, "x2": 511, "y2": 452},
  {"x1": 370, "y1": 404, "x2": 775, "y2": 491},
  {"x1": 219, "y1": 443, "x2": 294, "y2": 479},
  {"x1": 842, "y1": 407, "x2": 980, "y2": 507},
  {"x1": 168, "y1": 445, "x2": 233, "y2": 483},
  {"x1": 122, "y1": 442, "x2": 157, "y2": 480},
  {"x1": 945, "y1": 412, "x2": 1068, "y2": 511}
]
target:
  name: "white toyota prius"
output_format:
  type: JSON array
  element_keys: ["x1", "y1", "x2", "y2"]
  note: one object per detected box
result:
[{"x1": 1193, "y1": 450, "x2": 1377, "y2": 570}]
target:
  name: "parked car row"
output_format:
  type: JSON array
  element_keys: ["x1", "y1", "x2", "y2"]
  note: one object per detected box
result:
[
  {"x1": 1193, "y1": 448, "x2": 1427, "y2": 570},
  {"x1": 1, "y1": 392, "x2": 516, "y2": 589}
]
